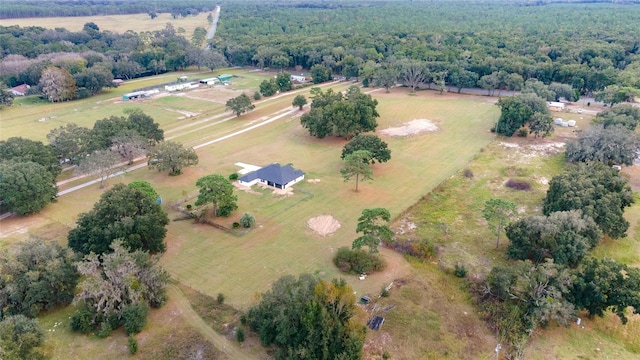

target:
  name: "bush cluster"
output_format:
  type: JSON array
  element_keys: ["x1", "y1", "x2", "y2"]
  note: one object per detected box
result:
[
  {"x1": 506, "y1": 178, "x2": 532, "y2": 191},
  {"x1": 385, "y1": 239, "x2": 435, "y2": 260},
  {"x1": 333, "y1": 247, "x2": 386, "y2": 274}
]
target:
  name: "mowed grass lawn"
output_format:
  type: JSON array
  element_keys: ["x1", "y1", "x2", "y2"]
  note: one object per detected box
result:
[{"x1": 1, "y1": 12, "x2": 211, "y2": 35}]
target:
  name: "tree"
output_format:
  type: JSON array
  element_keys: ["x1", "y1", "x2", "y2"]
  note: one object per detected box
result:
[
  {"x1": 72, "y1": 241, "x2": 168, "y2": 333},
  {"x1": 259, "y1": 78, "x2": 278, "y2": 97},
  {"x1": 127, "y1": 180, "x2": 159, "y2": 201},
  {"x1": 301, "y1": 86, "x2": 379, "y2": 139},
  {"x1": 76, "y1": 150, "x2": 121, "y2": 188},
  {"x1": 549, "y1": 82, "x2": 579, "y2": 102},
  {"x1": 0, "y1": 137, "x2": 61, "y2": 178},
  {"x1": 39, "y1": 66, "x2": 76, "y2": 102},
  {"x1": 400, "y1": 60, "x2": 428, "y2": 92},
  {"x1": 111, "y1": 130, "x2": 147, "y2": 164},
  {"x1": 522, "y1": 78, "x2": 556, "y2": 101},
  {"x1": 47, "y1": 123, "x2": 92, "y2": 164},
  {"x1": 340, "y1": 150, "x2": 373, "y2": 191},
  {"x1": 567, "y1": 257, "x2": 640, "y2": 324},
  {"x1": 506, "y1": 210, "x2": 602, "y2": 267},
  {"x1": 340, "y1": 55, "x2": 361, "y2": 79},
  {"x1": 528, "y1": 112, "x2": 554, "y2": 138},
  {"x1": 0, "y1": 161, "x2": 57, "y2": 216},
  {"x1": 341, "y1": 134, "x2": 391, "y2": 164},
  {"x1": 449, "y1": 69, "x2": 478, "y2": 93},
  {"x1": 543, "y1": 162, "x2": 634, "y2": 239},
  {"x1": 73, "y1": 67, "x2": 114, "y2": 97},
  {"x1": 226, "y1": 93, "x2": 255, "y2": 117},
  {"x1": 478, "y1": 72, "x2": 501, "y2": 96},
  {"x1": 194, "y1": 174, "x2": 238, "y2": 218},
  {"x1": 495, "y1": 94, "x2": 548, "y2": 136},
  {"x1": 565, "y1": 124, "x2": 640, "y2": 166},
  {"x1": 0, "y1": 315, "x2": 46, "y2": 360},
  {"x1": 310, "y1": 64, "x2": 332, "y2": 84},
  {"x1": 247, "y1": 274, "x2": 366, "y2": 360},
  {"x1": 275, "y1": 72, "x2": 292, "y2": 92},
  {"x1": 0, "y1": 83, "x2": 14, "y2": 108},
  {"x1": 352, "y1": 208, "x2": 393, "y2": 254},
  {"x1": 125, "y1": 109, "x2": 164, "y2": 143},
  {"x1": 0, "y1": 237, "x2": 79, "y2": 319},
  {"x1": 375, "y1": 63, "x2": 399, "y2": 92},
  {"x1": 592, "y1": 104, "x2": 640, "y2": 131},
  {"x1": 292, "y1": 94, "x2": 307, "y2": 110},
  {"x1": 148, "y1": 11, "x2": 157, "y2": 19},
  {"x1": 68, "y1": 184, "x2": 169, "y2": 255},
  {"x1": 482, "y1": 198, "x2": 517, "y2": 248},
  {"x1": 147, "y1": 141, "x2": 198, "y2": 176},
  {"x1": 201, "y1": 51, "x2": 227, "y2": 71},
  {"x1": 594, "y1": 85, "x2": 640, "y2": 106}
]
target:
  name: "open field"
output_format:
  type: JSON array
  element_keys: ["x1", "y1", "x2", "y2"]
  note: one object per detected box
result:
[
  {"x1": 2, "y1": 74, "x2": 639, "y2": 359},
  {"x1": 0, "y1": 12, "x2": 211, "y2": 35}
]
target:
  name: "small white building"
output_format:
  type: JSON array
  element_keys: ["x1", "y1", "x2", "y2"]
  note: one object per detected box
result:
[
  {"x1": 548, "y1": 101, "x2": 565, "y2": 111},
  {"x1": 199, "y1": 77, "x2": 220, "y2": 86},
  {"x1": 238, "y1": 163, "x2": 305, "y2": 189},
  {"x1": 291, "y1": 74, "x2": 307, "y2": 83},
  {"x1": 165, "y1": 82, "x2": 199, "y2": 91}
]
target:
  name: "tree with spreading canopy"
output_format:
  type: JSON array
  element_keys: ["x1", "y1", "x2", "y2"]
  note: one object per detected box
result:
[
  {"x1": 39, "y1": 66, "x2": 76, "y2": 102},
  {"x1": 565, "y1": 124, "x2": 640, "y2": 166},
  {"x1": 301, "y1": 86, "x2": 379, "y2": 139},
  {"x1": 259, "y1": 78, "x2": 278, "y2": 97},
  {"x1": 543, "y1": 162, "x2": 634, "y2": 239},
  {"x1": 495, "y1": 94, "x2": 549, "y2": 136},
  {"x1": 194, "y1": 174, "x2": 238, "y2": 218},
  {"x1": 352, "y1": 208, "x2": 393, "y2": 254},
  {"x1": 147, "y1": 141, "x2": 198, "y2": 176},
  {"x1": 247, "y1": 274, "x2": 366, "y2": 360},
  {"x1": 310, "y1": 64, "x2": 332, "y2": 84},
  {"x1": 482, "y1": 198, "x2": 517, "y2": 248},
  {"x1": 127, "y1": 181, "x2": 160, "y2": 201},
  {"x1": 594, "y1": 85, "x2": 640, "y2": 106},
  {"x1": 0, "y1": 237, "x2": 79, "y2": 319},
  {"x1": 68, "y1": 184, "x2": 169, "y2": 255},
  {"x1": 76, "y1": 150, "x2": 121, "y2": 188},
  {"x1": 506, "y1": 210, "x2": 602, "y2": 267},
  {"x1": 0, "y1": 83, "x2": 15, "y2": 108},
  {"x1": 72, "y1": 241, "x2": 168, "y2": 335},
  {"x1": 592, "y1": 104, "x2": 640, "y2": 131},
  {"x1": 567, "y1": 257, "x2": 640, "y2": 324},
  {"x1": 0, "y1": 160, "x2": 57, "y2": 216},
  {"x1": 400, "y1": 60, "x2": 428, "y2": 92},
  {"x1": 340, "y1": 150, "x2": 373, "y2": 192},
  {"x1": 226, "y1": 93, "x2": 255, "y2": 117},
  {"x1": 275, "y1": 72, "x2": 292, "y2": 92},
  {"x1": 528, "y1": 112, "x2": 554, "y2": 138},
  {"x1": 0, "y1": 315, "x2": 46, "y2": 360},
  {"x1": 47, "y1": 123, "x2": 92, "y2": 164},
  {"x1": 0, "y1": 137, "x2": 61, "y2": 178},
  {"x1": 341, "y1": 134, "x2": 391, "y2": 164},
  {"x1": 375, "y1": 63, "x2": 399, "y2": 92}
]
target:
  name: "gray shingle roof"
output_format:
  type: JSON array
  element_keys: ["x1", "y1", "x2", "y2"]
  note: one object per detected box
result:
[{"x1": 238, "y1": 163, "x2": 304, "y2": 185}]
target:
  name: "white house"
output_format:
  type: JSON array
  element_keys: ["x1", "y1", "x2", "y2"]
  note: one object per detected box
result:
[
  {"x1": 238, "y1": 163, "x2": 305, "y2": 189},
  {"x1": 291, "y1": 74, "x2": 307, "y2": 83},
  {"x1": 9, "y1": 84, "x2": 30, "y2": 96}
]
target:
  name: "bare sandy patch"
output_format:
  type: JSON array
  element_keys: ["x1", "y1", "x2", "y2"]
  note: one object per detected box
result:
[
  {"x1": 308, "y1": 215, "x2": 341, "y2": 237},
  {"x1": 232, "y1": 182, "x2": 261, "y2": 195},
  {"x1": 380, "y1": 119, "x2": 439, "y2": 137},
  {"x1": 307, "y1": 178, "x2": 321, "y2": 183},
  {"x1": 499, "y1": 141, "x2": 565, "y2": 163}
]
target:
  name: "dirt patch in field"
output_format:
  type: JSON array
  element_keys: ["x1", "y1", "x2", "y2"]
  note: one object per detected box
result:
[
  {"x1": 307, "y1": 178, "x2": 321, "y2": 183},
  {"x1": 308, "y1": 215, "x2": 341, "y2": 236},
  {"x1": 380, "y1": 119, "x2": 439, "y2": 137},
  {"x1": 499, "y1": 141, "x2": 565, "y2": 163}
]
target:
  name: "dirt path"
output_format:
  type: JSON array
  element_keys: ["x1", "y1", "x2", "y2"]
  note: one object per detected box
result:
[{"x1": 167, "y1": 284, "x2": 258, "y2": 360}]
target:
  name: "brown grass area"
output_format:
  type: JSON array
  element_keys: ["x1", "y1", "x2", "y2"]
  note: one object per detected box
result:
[{"x1": 2, "y1": 12, "x2": 210, "y2": 35}]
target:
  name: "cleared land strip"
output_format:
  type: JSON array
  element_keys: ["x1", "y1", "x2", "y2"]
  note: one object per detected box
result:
[{"x1": 167, "y1": 284, "x2": 257, "y2": 360}]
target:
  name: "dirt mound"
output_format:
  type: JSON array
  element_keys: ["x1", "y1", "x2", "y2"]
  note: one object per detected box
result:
[
  {"x1": 380, "y1": 119, "x2": 438, "y2": 137},
  {"x1": 308, "y1": 215, "x2": 341, "y2": 236}
]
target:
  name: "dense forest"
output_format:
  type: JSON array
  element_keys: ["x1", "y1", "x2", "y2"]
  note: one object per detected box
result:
[{"x1": 1, "y1": 0, "x2": 639, "y2": 102}]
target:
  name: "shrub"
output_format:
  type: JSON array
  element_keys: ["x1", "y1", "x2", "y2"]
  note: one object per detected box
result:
[
  {"x1": 463, "y1": 168, "x2": 474, "y2": 178},
  {"x1": 240, "y1": 213, "x2": 255, "y2": 228},
  {"x1": 506, "y1": 178, "x2": 532, "y2": 191},
  {"x1": 217, "y1": 293, "x2": 225, "y2": 304},
  {"x1": 186, "y1": 204, "x2": 192, "y2": 210},
  {"x1": 333, "y1": 247, "x2": 386, "y2": 274},
  {"x1": 232, "y1": 222, "x2": 240, "y2": 229},
  {"x1": 217, "y1": 204, "x2": 236, "y2": 217},
  {"x1": 123, "y1": 302, "x2": 150, "y2": 335},
  {"x1": 454, "y1": 263, "x2": 468, "y2": 278},
  {"x1": 229, "y1": 173, "x2": 239, "y2": 180},
  {"x1": 240, "y1": 314, "x2": 247, "y2": 325},
  {"x1": 70, "y1": 307, "x2": 94, "y2": 333},
  {"x1": 253, "y1": 92, "x2": 261, "y2": 100},
  {"x1": 380, "y1": 286, "x2": 389, "y2": 298},
  {"x1": 517, "y1": 128, "x2": 529, "y2": 137},
  {"x1": 386, "y1": 239, "x2": 435, "y2": 260},
  {"x1": 128, "y1": 336, "x2": 138, "y2": 355},
  {"x1": 236, "y1": 327, "x2": 245, "y2": 342},
  {"x1": 96, "y1": 321, "x2": 112, "y2": 338}
]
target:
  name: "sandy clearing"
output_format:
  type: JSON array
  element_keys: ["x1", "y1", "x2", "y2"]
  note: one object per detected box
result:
[
  {"x1": 380, "y1": 119, "x2": 439, "y2": 137},
  {"x1": 308, "y1": 215, "x2": 341, "y2": 236}
]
